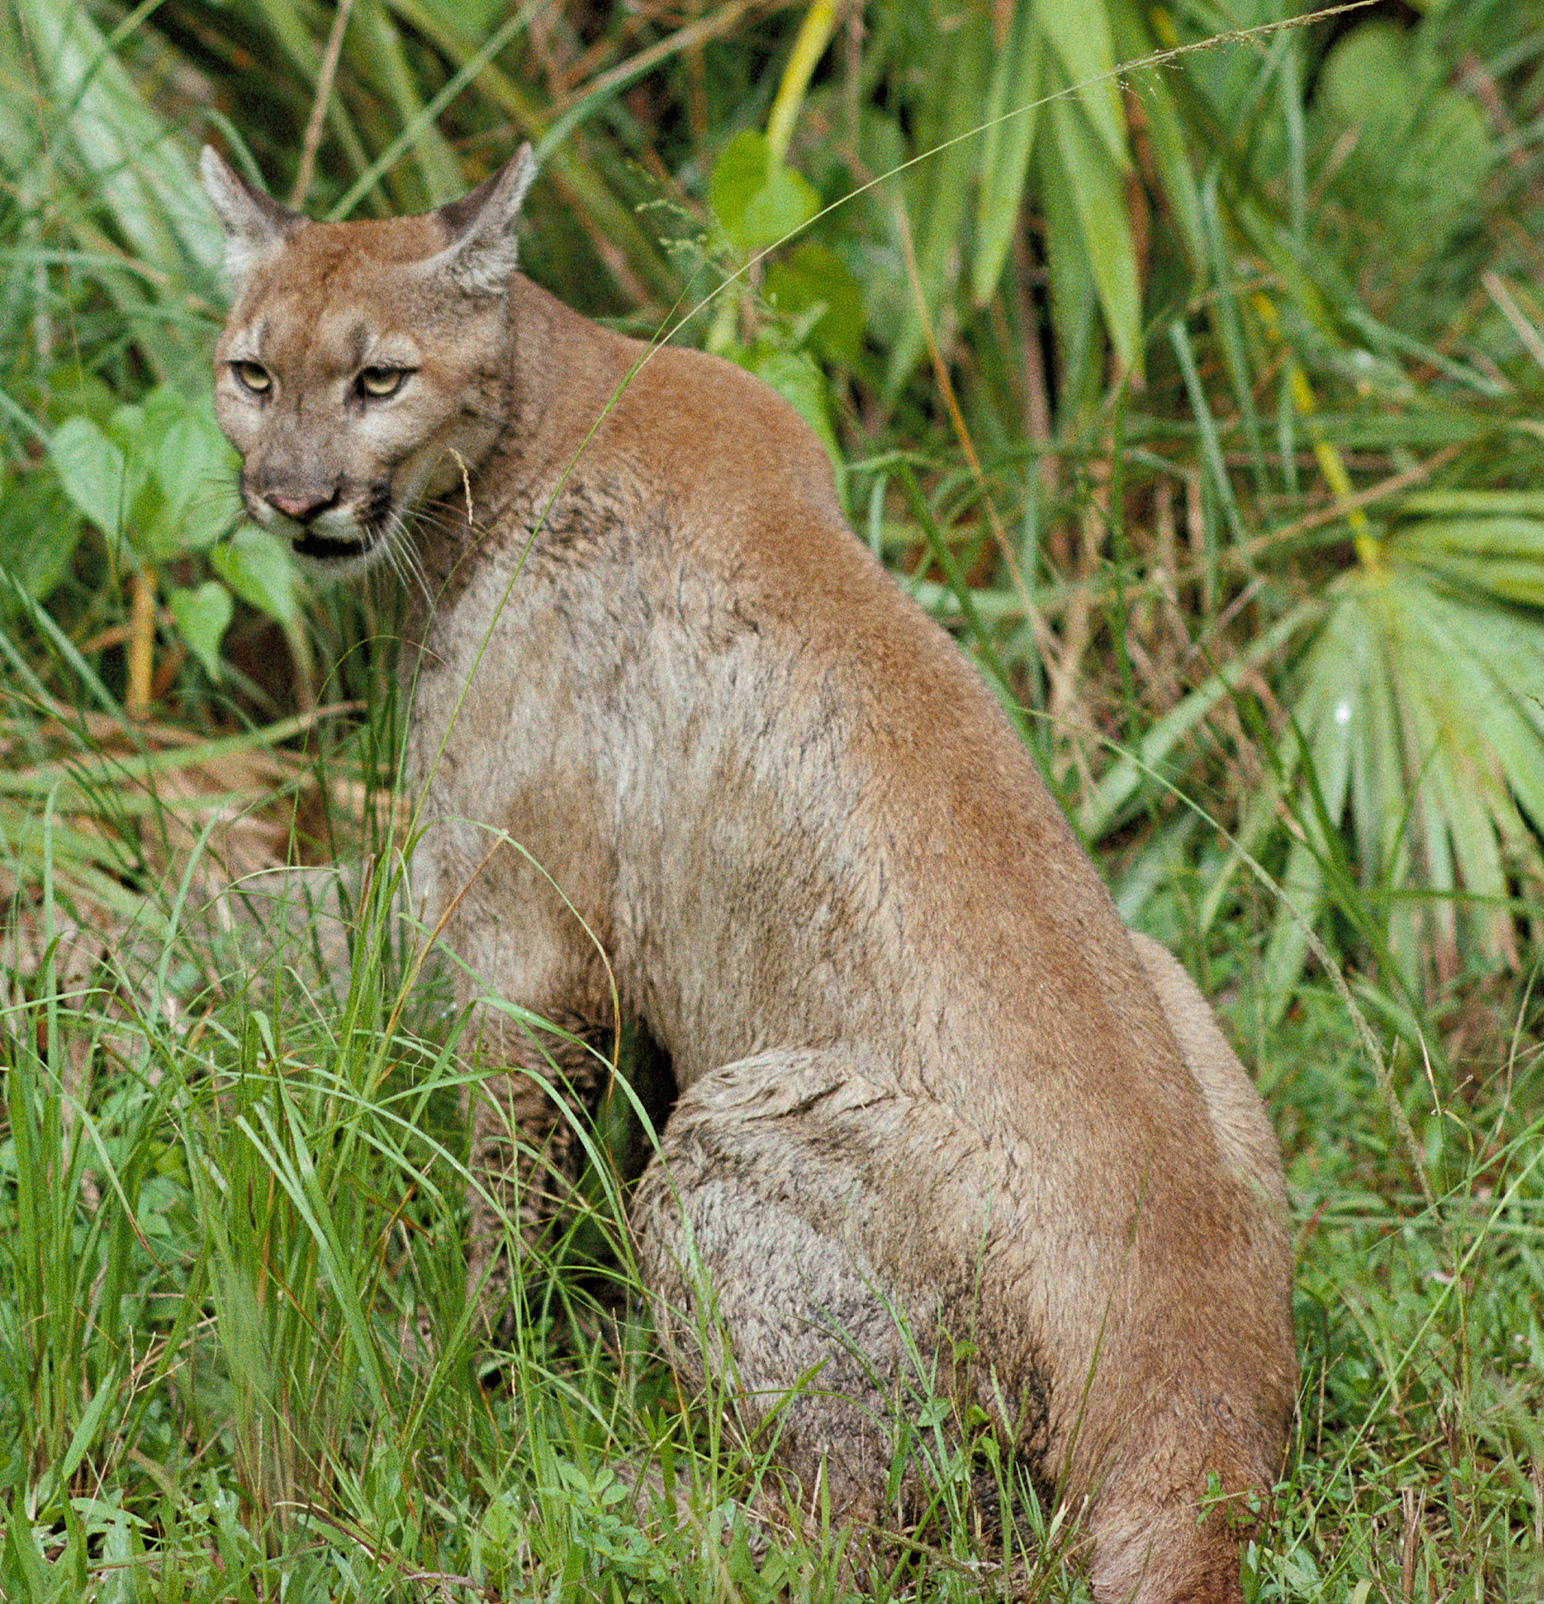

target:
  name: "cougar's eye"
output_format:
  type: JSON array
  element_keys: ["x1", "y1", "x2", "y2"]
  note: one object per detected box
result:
[
  {"x1": 231, "y1": 360, "x2": 272, "y2": 395},
  {"x1": 358, "y1": 366, "x2": 410, "y2": 400}
]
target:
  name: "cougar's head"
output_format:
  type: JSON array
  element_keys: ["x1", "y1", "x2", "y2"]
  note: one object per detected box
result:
[{"x1": 200, "y1": 147, "x2": 536, "y2": 577}]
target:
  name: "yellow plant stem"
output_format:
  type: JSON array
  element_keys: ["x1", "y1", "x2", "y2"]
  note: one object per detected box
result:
[
  {"x1": 127, "y1": 565, "x2": 155, "y2": 719},
  {"x1": 765, "y1": 0, "x2": 841, "y2": 167},
  {"x1": 1252, "y1": 292, "x2": 1383, "y2": 572},
  {"x1": 709, "y1": 0, "x2": 841, "y2": 355}
]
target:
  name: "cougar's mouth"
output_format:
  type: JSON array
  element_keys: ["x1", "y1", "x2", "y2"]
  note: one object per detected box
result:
[
  {"x1": 291, "y1": 529, "x2": 376, "y2": 561},
  {"x1": 279, "y1": 482, "x2": 395, "y2": 571}
]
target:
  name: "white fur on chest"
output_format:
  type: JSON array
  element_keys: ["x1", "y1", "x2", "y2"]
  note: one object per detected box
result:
[
  {"x1": 400, "y1": 548, "x2": 616, "y2": 999},
  {"x1": 396, "y1": 531, "x2": 904, "y2": 1082}
]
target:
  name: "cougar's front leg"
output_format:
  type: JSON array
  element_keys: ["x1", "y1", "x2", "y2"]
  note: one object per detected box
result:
[{"x1": 413, "y1": 828, "x2": 617, "y2": 1331}]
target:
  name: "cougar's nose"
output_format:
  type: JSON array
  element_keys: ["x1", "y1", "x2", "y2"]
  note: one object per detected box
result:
[{"x1": 265, "y1": 487, "x2": 340, "y2": 523}]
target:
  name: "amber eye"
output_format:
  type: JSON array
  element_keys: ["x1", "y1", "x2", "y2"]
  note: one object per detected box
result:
[
  {"x1": 358, "y1": 366, "x2": 409, "y2": 399},
  {"x1": 231, "y1": 360, "x2": 271, "y2": 395}
]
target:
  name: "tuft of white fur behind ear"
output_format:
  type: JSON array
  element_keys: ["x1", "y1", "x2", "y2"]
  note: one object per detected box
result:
[
  {"x1": 429, "y1": 145, "x2": 538, "y2": 296},
  {"x1": 199, "y1": 147, "x2": 302, "y2": 281}
]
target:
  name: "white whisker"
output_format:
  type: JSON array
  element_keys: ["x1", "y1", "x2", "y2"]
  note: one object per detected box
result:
[{"x1": 385, "y1": 506, "x2": 434, "y2": 611}]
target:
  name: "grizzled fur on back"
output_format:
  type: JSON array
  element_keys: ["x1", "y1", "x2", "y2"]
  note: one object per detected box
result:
[{"x1": 201, "y1": 142, "x2": 1298, "y2": 1604}]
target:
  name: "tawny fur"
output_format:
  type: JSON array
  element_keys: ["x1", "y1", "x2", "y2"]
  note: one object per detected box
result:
[{"x1": 202, "y1": 145, "x2": 1298, "y2": 1603}]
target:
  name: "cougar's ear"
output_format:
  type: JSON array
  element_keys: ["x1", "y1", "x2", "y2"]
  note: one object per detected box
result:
[
  {"x1": 200, "y1": 147, "x2": 303, "y2": 280},
  {"x1": 430, "y1": 145, "x2": 537, "y2": 295}
]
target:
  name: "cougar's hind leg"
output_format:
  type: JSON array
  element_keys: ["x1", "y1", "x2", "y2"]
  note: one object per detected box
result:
[
  {"x1": 464, "y1": 1007, "x2": 617, "y2": 1332},
  {"x1": 630, "y1": 1040, "x2": 1292, "y2": 1604},
  {"x1": 630, "y1": 1049, "x2": 977, "y2": 1534}
]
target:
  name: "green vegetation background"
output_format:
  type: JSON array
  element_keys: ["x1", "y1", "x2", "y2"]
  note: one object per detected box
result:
[{"x1": 1, "y1": 0, "x2": 1542, "y2": 1598}]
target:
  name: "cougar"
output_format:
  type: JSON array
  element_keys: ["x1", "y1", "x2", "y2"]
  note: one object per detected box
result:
[{"x1": 201, "y1": 143, "x2": 1297, "y2": 1603}]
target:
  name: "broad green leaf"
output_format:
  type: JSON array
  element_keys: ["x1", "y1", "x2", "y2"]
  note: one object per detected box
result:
[
  {"x1": 1039, "y1": 119, "x2": 1102, "y2": 418},
  {"x1": 155, "y1": 413, "x2": 241, "y2": 554},
  {"x1": 60, "y1": 386, "x2": 242, "y2": 560},
  {"x1": 709, "y1": 129, "x2": 769, "y2": 231},
  {"x1": 1389, "y1": 517, "x2": 1544, "y2": 609},
  {"x1": 0, "y1": 476, "x2": 82, "y2": 603},
  {"x1": 11, "y1": 0, "x2": 224, "y2": 281},
  {"x1": 209, "y1": 526, "x2": 300, "y2": 625},
  {"x1": 1050, "y1": 93, "x2": 1141, "y2": 374},
  {"x1": 1318, "y1": 22, "x2": 1415, "y2": 124},
  {"x1": 168, "y1": 583, "x2": 234, "y2": 682},
  {"x1": 708, "y1": 130, "x2": 820, "y2": 256},
  {"x1": 156, "y1": 416, "x2": 226, "y2": 514},
  {"x1": 1109, "y1": 0, "x2": 1202, "y2": 260},
  {"x1": 174, "y1": 493, "x2": 241, "y2": 557},
  {"x1": 764, "y1": 242, "x2": 864, "y2": 365},
  {"x1": 139, "y1": 383, "x2": 188, "y2": 445},
  {"x1": 883, "y1": 13, "x2": 991, "y2": 396},
  {"x1": 127, "y1": 480, "x2": 177, "y2": 562},
  {"x1": 105, "y1": 403, "x2": 155, "y2": 525},
  {"x1": 106, "y1": 401, "x2": 147, "y2": 452},
  {"x1": 49, "y1": 416, "x2": 128, "y2": 539},
  {"x1": 1032, "y1": 0, "x2": 1128, "y2": 171},
  {"x1": 971, "y1": 6, "x2": 1042, "y2": 307}
]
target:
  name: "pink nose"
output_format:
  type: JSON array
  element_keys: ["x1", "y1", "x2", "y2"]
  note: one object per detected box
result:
[{"x1": 266, "y1": 488, "x2": 337, "y2": 522}]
